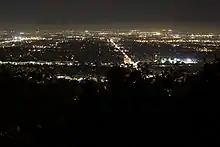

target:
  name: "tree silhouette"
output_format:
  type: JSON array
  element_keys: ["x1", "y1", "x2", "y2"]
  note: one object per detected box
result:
[{"x1": 0, "y1": 61, "x2": 219, "y2": 145}]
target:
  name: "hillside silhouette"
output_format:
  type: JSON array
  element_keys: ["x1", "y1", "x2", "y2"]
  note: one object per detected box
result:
[{"x1": 0, "y1": 62, "x2": 219, "y2": 146}]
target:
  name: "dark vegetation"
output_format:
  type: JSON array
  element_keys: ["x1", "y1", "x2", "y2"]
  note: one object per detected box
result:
[{"x1": 0, "y1": 61, "x2": 220, "y2": 146}]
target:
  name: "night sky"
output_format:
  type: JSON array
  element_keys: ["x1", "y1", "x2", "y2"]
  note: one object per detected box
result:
[{"x1": 0, "y1": 0, "x2": 219, "y2": 26}]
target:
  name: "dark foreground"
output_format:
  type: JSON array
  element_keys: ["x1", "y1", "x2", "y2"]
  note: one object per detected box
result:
[{"x1": 0, "y1": 62, "x2": 220, "y2": 146}]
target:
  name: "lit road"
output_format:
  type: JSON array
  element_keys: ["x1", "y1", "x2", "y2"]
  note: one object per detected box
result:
[{"x1": 109, "y1": 38, "x2": 133, "y2": 65}]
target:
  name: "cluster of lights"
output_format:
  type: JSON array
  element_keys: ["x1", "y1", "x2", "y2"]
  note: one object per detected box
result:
[
  {"x1": 0, "y1": 36, "x2": 44, "y2": 45},
  {"x1": 0, "y1": 61, "x2": 81, "y2": 66},
  {"x1": 57, "y1": 75, "x2": 84, "y2": 81},
  {"x1": 160, "y1": 58, "x2": 197, "y2": 64},
  {"x1": 13, "y1": 36, "x2": 44, "y2": 41}
]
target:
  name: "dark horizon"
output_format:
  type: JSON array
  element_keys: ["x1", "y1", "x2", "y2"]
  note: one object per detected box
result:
[{"x1": 1, "y1": 22, "x2": 220, "y2": 33}]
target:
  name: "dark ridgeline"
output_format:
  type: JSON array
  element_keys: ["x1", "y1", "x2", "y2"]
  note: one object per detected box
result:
[{"x1": 0, "y1": 61, "x2": 219, "y2": 146}]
